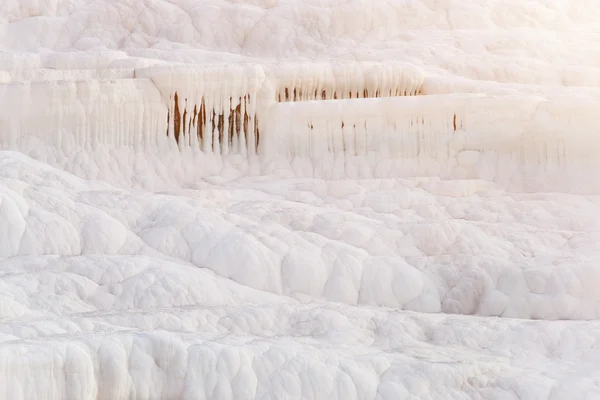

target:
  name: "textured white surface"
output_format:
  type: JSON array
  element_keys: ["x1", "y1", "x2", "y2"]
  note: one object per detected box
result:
[{"x1": 1, "y1": 1, "x2": 600, "y2": 399}]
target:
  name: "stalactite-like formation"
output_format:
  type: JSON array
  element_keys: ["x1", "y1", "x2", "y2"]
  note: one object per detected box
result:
[
  {"x1": 273, "y1": 62, "x2": 425, "y2": 103},
  {"x1": 275, "y1": 82, "x2": 422, "y2": 103},
  {"x1": 161, "y1": 63, "x2": 426, "y2": 155},
  {"x1": 166, "y1": 92, "x2": 259, "y2": 155},
  {"x1": 260, "y1": 95, "x2": 477, "y2": 163}
]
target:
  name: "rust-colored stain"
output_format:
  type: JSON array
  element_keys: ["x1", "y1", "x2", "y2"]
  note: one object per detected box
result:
[
  {"x1": 166, "y1": 93, "x2": 259, "y2": 154},
  {"x1": 173, "y1": 92, "x2": 181, "y2": 143}
]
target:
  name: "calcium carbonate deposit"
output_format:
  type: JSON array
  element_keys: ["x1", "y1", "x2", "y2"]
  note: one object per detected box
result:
[{"x1": 1, "y1": 1, "x2": 600, "y2": 399}]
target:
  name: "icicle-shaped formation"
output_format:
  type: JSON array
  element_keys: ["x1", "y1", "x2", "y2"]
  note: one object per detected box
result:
[
  {"x1": 260, "y1": 92, "x2": 600, "y2": 183},
  {"x1": 271, "y1": 62, "x2": 425, "y2": 102},
  {"x1": 262, "y1": 94, "x2": 479, "y2": 161},
  {"x1": 136, "y1": 64, "x2": 266, "y2": 155},
  {"x1": 0, "y1": 78, "x2": 165, "y2": 153},
  {"x1": 135, "y1": 63, "x2": 425, "y2": 155},
  {"x1": 163, "y1": 92, "x2": 260, "y2": 156},
  {"x1": 0, "y1": 63, "x2": 426, "y2": 159}
]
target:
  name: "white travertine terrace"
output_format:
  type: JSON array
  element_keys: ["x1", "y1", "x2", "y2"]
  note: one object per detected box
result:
[
  {"x1": 2, "y1": 63, "x2": 599, "y2": 194},
  {"x1": 1, "y1": 0, "x2": 600, "y2": 399},
  {"x1": 0, "y1": 62, "x2": 427, "y2": 162}
]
